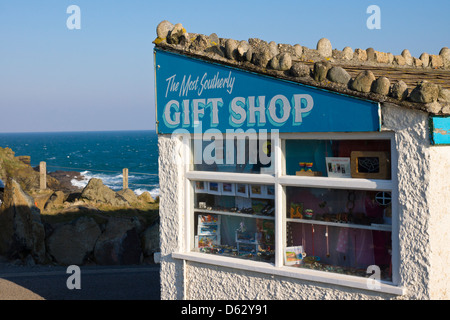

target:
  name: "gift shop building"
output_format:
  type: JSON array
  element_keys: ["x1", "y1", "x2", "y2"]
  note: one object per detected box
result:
[{"x1": 154, "y1": 21, "x2": 450, "y2": 300}]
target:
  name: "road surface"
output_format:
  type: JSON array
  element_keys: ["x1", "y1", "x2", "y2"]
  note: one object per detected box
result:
[{"x1": 0, "y1": 263, "x2": 160, "y2": 300}]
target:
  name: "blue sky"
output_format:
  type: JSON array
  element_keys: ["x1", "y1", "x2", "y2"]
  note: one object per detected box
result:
[{"x1": 0, "y1": 0, "x2": 448, "y2": 133}]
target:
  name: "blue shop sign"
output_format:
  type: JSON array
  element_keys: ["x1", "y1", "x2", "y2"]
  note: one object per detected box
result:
[
  {"x1": 154, "y1": 48, "x2": 381, "y2": 134},
  {"x1": 430, "y1": 116, "x2": 450, "y2": 145}
]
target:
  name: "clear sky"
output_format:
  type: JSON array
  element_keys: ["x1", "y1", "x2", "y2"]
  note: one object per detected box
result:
[{"x1": 0, "y1": 0, "x2": 448, "y2": 133}]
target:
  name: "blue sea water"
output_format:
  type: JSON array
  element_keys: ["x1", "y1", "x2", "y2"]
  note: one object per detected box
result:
[{"x1": 0, "y1": 130, "x2": 159, "y2": 198}]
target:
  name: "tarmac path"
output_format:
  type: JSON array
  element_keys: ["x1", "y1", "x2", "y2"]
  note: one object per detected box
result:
[{"x1": 0, "y1": 263, "x2": 160, "y2": 300}]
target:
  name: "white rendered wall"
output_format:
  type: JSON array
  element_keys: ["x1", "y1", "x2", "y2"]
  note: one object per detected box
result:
[{"x1": 158, "y1": 102, "x2": 449, "y2": 300}]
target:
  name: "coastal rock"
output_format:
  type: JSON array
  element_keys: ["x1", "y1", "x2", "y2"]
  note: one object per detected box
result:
[
  {"x1": 350, "y1": 70, "x2": 376, "y2": 93},
  {"x1": 317, "y1": 38, "x2": 332, "y2": 57},
  {"x1": 409, "y1": 80, "x2": 439, "y2": 103},
  {"x1": 137, "y1": 191, "x2": 155, "y2": 203},
  {"x1": 0, "y1": 147, "x2": 60, "y2": 193},
  {"x1": 117, "y1": 188, "x2": 139, "y2": 205},
  {"x1": 80, "y1": 178, "x2": 129, "y2": 207},
  {"x1": 141, "y1": 222, "x2": 160, "y2": 256},
  {"x1": 371, "y1": 76, "x2": 391, "y2": 95},
  {"x1": 46, "y1": 216, "x2": 101, "y2": 265},
  {"x1": 48, "y1": 170, "x2": 82, "y2": 193},
  {"x1": 390, "y1": 81, "x2": 409, "y2": 100},
  {"x1": 327, "y1": 66, "x2": 351, "y2": 85},
  {"x1": 0, "y1": 178, "x2": 46, "y2": 263},
  {"x1": 45, "y1": 190, "x2": 67, "y2": 210},
  {"x1": 93, "y1": 218, "x2": 143, "y2": 265}
]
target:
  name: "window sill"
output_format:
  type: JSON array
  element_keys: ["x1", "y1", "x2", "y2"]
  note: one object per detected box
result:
[{"x1": 172, "y1": 252, "x2": 406, "y2": 296}]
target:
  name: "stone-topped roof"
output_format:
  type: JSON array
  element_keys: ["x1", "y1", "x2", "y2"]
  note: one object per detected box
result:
[{"x1": 154, "y1": 20, "x2": 450, "y2": 115}]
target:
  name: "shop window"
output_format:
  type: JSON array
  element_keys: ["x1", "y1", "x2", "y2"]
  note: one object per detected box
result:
[
  {"x1": 193, "y1": 181, "x2": 275, "y2": 262},
  {"x1": 285, "y1": 186, "x2": 392, "y2": 281},
  {"x1": 186, "y1": 134, "x2": 396, "y2": 285}
]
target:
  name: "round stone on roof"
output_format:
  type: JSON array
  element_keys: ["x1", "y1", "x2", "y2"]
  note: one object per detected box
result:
[
  {"x1": 317, "y1": 38, "x2": 332, "y2": 57},
  {"x1": 350, "y1": 70, "x2": 376, "y2": 93},
  {"x1": 156, "y1": 20, "x2": 174, "y2": 40},
  {"x1": 342, "y1": 47, "x2": 353, "y2": 60}
]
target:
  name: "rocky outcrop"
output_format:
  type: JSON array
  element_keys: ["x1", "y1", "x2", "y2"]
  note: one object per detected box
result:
[
  {"x1": 0, "y1": 161, "x2": 160, "y2": 266},
  {"x1": 80, "y1": 178, "x2": 129, "y2": 207},
  {"x1": 93, "y1": 218, "x2": 143, "y2": 265},
  {"x1": 0, "y1": 147, "x2": 60, "y2": 193},
  {"x1": 46, "y1": 216, "x2": 101, "y2": 265},
  {"x1": 0, "y1": 178, "x2": 47, "y2": 263}
]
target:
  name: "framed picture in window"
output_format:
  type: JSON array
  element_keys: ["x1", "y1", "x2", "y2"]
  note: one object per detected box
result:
[
  {"x1": 236, "y1": 183, "x2": 249, "y2": 197},
  {"x1": 195, "y1": 181, "x2": 209, "y2": 193},
  {"x1": 221, "y1": 182, "x2": 235, "y2": 196},
  {"x1": 250, "y1": 184, "x2": 264, "y2": 198},
  {"x1": 325, "y1": 157, "x2": 351, "y2": 178},
  {"x1": 264, "y1": 185, "x2": 275, "y2": 199},
  {"x1": 350, "y1": 151, "x2": 389, "y2": 179},
  {"x1": 208, "y1": 182, "x2": 222, "y2": 195}
]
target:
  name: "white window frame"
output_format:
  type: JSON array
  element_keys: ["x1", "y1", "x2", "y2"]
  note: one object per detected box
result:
[{"x1": 173, "y1": 131, "x2": 405, "y2": 295}]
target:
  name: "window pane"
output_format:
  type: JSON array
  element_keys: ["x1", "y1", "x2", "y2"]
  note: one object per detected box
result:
[
  {"x1": 285, "y1": 139, "x2": 391, "y2": 179},
  {"x1": 286, "y1": 186, "x2": 392, "y2": 281},
  {"x1": 193, "y1": 181, "x2": 275, "y2": 263},
  {"x1": 192, "y1": 133, "x2": 274, "y2": 174}
]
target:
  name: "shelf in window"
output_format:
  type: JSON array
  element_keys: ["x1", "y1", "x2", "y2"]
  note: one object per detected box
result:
[
  {"x1": 279, "y1": 175, "x2": 394, "y2": 191},
  {"x1": 194, "y1": 208, "x2": 275, "y2": 220},
  {"x1": 286, "y1": 218, "x2": 391, "y2": 232}
]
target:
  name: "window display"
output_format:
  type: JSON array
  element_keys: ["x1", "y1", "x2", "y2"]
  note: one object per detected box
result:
[
  {"x1": 193, "y1": 181, "x2": 275, "y2": 262},
  {"x1": 285, "y1": 139, "x2": 391, "y2": 179},
  {"x1": 285, "y1": 186, "x2": 392, "y2": 281}
]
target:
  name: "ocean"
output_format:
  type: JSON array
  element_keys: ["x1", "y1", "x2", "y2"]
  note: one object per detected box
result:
[{"x1": 0, "y1": 130, "x2": 159, "y2": 198}]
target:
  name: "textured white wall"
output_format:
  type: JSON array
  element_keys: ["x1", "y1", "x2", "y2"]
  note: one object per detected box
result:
[
  {"x1": 158, "y1": 135, "x2": 185, "y2": 300},
  {"x1": 158, "y1": 102, "x2": 450, "y2": 300}
]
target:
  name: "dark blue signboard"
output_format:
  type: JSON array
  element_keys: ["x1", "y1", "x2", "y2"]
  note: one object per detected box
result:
[{"x1": 154, "y1": 48, "x2": 380, "y2": 134}]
